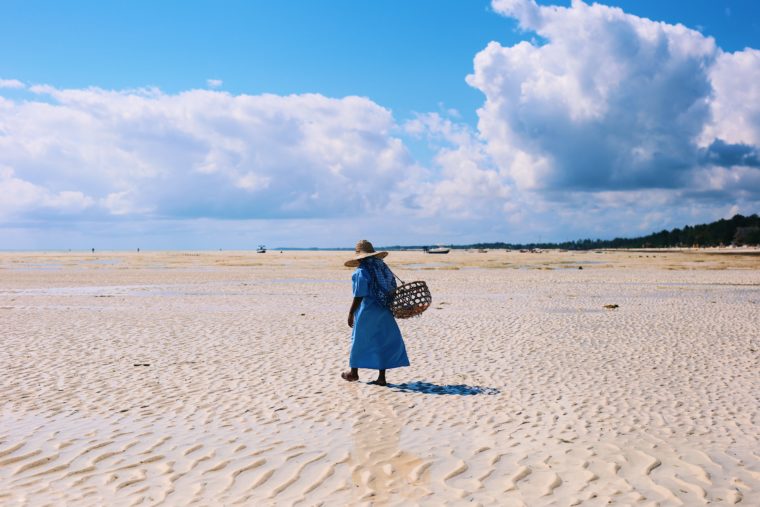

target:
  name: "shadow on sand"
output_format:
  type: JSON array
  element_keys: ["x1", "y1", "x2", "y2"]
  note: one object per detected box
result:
[{"x1": 387, "y1": 381, "x2": 499, "y2": 396}]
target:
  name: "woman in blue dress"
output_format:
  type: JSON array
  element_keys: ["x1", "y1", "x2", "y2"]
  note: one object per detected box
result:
[{"x1": 341, "y1": 240, "x2": 409, "y2": 386}]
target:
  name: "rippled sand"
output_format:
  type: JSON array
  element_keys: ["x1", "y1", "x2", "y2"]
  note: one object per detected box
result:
[{"x1": 1, "y1": 249, "x2": 758, "y2": 505}]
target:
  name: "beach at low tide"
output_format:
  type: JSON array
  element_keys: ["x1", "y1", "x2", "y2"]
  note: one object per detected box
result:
[{"x1": 1, "y1": 249, "x2": 758, "y2": 506}]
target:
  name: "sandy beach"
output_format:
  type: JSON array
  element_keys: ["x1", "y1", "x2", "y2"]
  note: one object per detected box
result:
[{"x1": 1, "y1": 248, "x2": 758, "y2": 506}]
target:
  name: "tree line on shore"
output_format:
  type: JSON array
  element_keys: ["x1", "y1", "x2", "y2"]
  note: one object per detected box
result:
[
  {"x1": 386, "y1": 214, "x2": 760, "y2": 251},
  {"x1": 474, "y1": 214, "x2": 760, "y2": 250}
]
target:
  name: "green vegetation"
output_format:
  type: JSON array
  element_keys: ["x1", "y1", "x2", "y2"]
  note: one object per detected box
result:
[
  {"x1": 383, "y1": 214, "x2": 760, "y2": 251},
  {"x1": 470, "y1": 214, "x2": 760, "y2": 250}
]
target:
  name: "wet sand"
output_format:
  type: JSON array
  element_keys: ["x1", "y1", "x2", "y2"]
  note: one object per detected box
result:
[{"x1": 1, "y1": 249, "x2": 758, "y2": 505}]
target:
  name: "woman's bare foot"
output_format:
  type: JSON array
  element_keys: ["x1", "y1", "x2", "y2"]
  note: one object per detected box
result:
[
  {"x1": 369, "y1": 370, "x2": 387, "y2": 386},
  {"x1": 341, "y1": 370, "x2": 358, "y2": 382}
]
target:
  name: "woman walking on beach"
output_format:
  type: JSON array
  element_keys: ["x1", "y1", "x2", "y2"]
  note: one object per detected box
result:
[{"x1": 342, "y1": 240, "x2": 409, "y2": 386}]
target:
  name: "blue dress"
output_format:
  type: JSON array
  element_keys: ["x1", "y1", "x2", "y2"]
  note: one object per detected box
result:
[{"x1": 350, "y1": 261, "x2": 410, "y2": 370}]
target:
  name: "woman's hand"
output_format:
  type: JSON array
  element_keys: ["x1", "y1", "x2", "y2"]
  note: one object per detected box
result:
[{"x1": 347, "y1": 297, "x2": 362, "y2": 328}]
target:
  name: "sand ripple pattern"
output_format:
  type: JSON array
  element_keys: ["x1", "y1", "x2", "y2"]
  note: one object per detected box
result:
[{"x1": 1, "y1": 250, "x2": 758, "y2": 505}]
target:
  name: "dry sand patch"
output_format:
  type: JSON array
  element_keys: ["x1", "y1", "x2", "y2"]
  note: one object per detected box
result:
[{"x1": 1, "y1": 250, "x2": 758, "y2": 505}]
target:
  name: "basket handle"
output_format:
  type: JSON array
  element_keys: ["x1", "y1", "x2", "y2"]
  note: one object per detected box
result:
[{"x1": 389, "y1": 268, "x2": 405, "y2": 286}]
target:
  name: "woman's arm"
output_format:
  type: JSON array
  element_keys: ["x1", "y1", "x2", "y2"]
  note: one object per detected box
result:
[{"x1": 348, "y1": 296, "x2": 363, "y2": 328}]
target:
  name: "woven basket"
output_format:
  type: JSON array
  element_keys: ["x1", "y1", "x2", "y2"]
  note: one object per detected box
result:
[{"x1": 389, "y1": 280, "x2": 432, "y2": 319}]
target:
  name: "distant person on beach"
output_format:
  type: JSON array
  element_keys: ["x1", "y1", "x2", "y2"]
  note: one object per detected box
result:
[{"x1": 342, "y1": 240, "x2": 409, "y2": 386}]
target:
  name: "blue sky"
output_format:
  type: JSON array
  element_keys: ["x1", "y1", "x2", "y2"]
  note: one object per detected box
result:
[
  {"x1": 3, "y1": 1, "x2": 757, "y2": 125},
  {"x1": 2, "y1": 1, "x2": 518, "y2": 126},
  {"x1": 1, "y1": 0, "x2": 759, "y2": 249}
]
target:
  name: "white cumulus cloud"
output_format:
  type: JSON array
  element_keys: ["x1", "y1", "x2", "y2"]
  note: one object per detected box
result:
[
  {"x1": 473, "y1": 0, "x2": 719, "y2": 192},
  {"x1": 703, "y1": 48, "x2": 760, "y2": 147},
  {"x1": 0, "y1": 166, "x2": 94, "y2": 219},
  {"x1": 404, "y1": 113, "x2": 512, "y2": 219},
  {"x1": 0, "y1": 78, "x2": 25, "y2": 89},
  {"x1": 0, "y1": 86, "x2": 417, "y2": 222},
  {"x1": 452, "y1": 0, "x2": 760, "y2": 238}
]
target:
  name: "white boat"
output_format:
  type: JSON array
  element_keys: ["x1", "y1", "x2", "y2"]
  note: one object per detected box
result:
[
  {"x1": 426, "y1": 246, "x2": 450, "y2": 254},
  {"x1": 256, "y1": 245, "x2": 267, "y2": 253}
]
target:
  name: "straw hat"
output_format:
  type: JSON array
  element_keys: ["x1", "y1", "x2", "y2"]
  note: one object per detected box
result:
[{"x1": 344, "y1": 240, "x2": 388, "y2": 267}]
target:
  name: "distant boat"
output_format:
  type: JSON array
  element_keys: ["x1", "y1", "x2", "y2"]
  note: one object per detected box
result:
[
  {"x1": 425, "y1": 246, "x2": 450, "y2": 254},
  {"x1": 257, "y1": 245, "x2": 267, "y2": 253}
]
